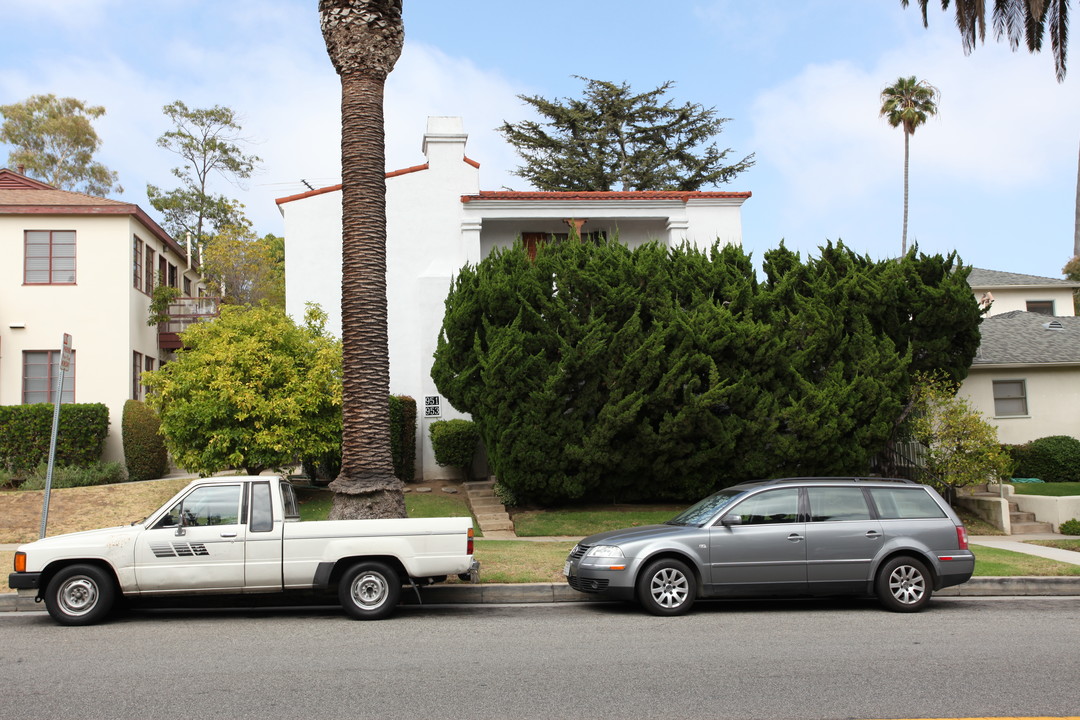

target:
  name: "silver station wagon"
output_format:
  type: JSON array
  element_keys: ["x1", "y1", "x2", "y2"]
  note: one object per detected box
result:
[{"x1": 564, "y1": 477, "x2": 974, "y2": 615}]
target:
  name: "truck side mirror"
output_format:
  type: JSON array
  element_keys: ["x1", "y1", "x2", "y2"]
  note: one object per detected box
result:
[{"x1": 175, "y1": 502, "x2": 186, "y2": 537}]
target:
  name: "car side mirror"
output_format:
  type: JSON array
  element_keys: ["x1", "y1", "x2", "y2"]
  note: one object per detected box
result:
[{"x1": 721, "y1": 514, "x2": 742, "y2": 527}]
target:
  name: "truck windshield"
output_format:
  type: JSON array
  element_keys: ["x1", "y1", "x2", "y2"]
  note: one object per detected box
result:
[{"x1": 666, "y1": 489, "x2": 746, "y2": 527}]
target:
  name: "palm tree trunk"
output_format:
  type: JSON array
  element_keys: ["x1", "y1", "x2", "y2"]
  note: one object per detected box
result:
[
  {"x1": 902, "y1": 130, "x2": 910, "y2": 257},
  {"x1": 326, "y1": 68, "x2": 406, "y2": 520}
]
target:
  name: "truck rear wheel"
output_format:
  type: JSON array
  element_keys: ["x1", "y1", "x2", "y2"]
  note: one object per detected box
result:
[
  {"x1": 44, "y1": 564, "x2": 116, "y2": 626},
  {"x1": 339, "y1": 562, "x2": 401, "y2": 620}
]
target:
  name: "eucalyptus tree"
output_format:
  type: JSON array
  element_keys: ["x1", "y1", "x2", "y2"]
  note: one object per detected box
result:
[
  {"x1": 879, "y1": 76, "x2": 940, "y2": 256},
  {"x1": 319, "y1": 0, "x2": 407, "y2": 519},
  {"x1": 0, "y1": 94, "x2": 120, "y2": 196}
]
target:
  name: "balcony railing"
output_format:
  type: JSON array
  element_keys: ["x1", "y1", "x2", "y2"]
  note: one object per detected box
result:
[{"x1": 159, "y1": 296, "x2": 220, "y2": 349}]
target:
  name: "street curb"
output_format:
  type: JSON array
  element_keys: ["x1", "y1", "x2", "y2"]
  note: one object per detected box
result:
[{"x1": 3, "y1": 577, "x2": 1079, "y2": 613}]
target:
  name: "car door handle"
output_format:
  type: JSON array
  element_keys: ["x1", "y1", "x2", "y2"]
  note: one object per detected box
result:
[
  {"x1": 220, "y1": 532, "x2": 237, "y2": 538},
  {"x1": 787, "y1": 533, "x2": 804, "y2": 542},
  {"x1": 865, "y1": 531, "x2": 881, "y2": 539}
]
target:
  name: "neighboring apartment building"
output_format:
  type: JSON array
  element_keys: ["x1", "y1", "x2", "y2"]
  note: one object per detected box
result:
[
  {"x1": 968, "y1": 267, "x2": 1078, "y2": 317},
  {"x1": 277, "y1": 116, "x2": 751, "y2": 479},
  {"x1": 0, "y1": 168, "x2": 210, "y2": 464}
]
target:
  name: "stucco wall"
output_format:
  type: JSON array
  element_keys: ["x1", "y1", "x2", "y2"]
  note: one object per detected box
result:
[
  {"x1": 0, "y1": 214, "x2": 180, "y2": 464},
  {"x1": 959, "y1": 365, "x2": 1080, "y2": 445},
  {"x1": 980, "y1": 287, "x2": 1076, "y2": 317}
]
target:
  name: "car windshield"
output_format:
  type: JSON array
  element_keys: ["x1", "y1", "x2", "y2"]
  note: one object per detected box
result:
[{"x1": 667, "y1": 488, "x2": 747, "y2": 527}]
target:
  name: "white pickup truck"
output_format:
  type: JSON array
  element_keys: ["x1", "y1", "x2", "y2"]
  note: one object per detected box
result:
[{"x1": 8, "y1": 476, "x2": 477, "y2": 625}]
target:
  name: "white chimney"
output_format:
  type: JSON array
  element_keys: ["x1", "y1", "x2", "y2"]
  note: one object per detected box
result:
[{"x1": 421, "y1": 116, "x2": 468, "y2": 167}]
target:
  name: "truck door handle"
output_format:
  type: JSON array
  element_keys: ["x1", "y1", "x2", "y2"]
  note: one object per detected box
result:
[{"x1": 220, "y1": 532, "x2": 237, "y2": 538}]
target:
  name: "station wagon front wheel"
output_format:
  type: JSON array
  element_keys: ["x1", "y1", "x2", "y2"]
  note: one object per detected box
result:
[
  {"x1": 876, "y1": 556, "x2": 932, "y2": 613},
  {"x1": 637, "y1": 559, "x2": 696, "y2": 616},
  {"x1": 339, "y1": 562, "x2": 401, "y2": 620}
]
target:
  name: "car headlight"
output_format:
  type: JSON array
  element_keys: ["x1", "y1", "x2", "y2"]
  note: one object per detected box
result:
[{"x1": 586, "y1": 545, "x2": 625, "y2": 559}]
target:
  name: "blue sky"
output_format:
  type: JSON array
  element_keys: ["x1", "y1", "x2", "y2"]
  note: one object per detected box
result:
[{"x1": 2, "y1": 0, "x2": 1078, "y2": 277}]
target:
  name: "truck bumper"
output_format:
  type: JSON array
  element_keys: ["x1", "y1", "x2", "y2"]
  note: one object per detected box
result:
[{"x1": 8, "y1": 572, "x2": 41, "y2": 590}]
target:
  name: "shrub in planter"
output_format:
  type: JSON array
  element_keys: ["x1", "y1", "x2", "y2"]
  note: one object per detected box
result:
[
  {"x1": 1011, "y1": 435, "x2": 1080, "y2": 483},
  {"x1": 122, "y1": 400, "x2": 168, "y2": 482},
  {"x1": 1059, "y1": 518, "x2": 1080, "y2": 536},
  {"x1": 429, "y1": 419, "x2": 479, "y2": 481}
]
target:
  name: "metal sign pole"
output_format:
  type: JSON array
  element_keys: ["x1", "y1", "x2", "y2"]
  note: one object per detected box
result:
[{"x1": 39, "y1": 333, "x2": 71, "y2": 539}]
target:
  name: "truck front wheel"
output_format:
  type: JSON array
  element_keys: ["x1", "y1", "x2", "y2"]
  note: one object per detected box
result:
[
  {"x1": 44, "y1": 564, "x2": 116, "y2": 626},
  {"x1": 339, "y1": 562, "x2": 401, "y2": 620}
]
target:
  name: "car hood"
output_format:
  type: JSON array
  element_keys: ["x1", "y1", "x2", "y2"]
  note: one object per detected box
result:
[
  {"x1": 18, "y1": 524, "x2": 142, "y2": 552},
  {"x1": 580, "y1": 523, "x2": 691, "y2": 547}
]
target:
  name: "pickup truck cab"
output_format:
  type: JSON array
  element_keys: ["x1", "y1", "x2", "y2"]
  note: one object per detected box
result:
[{"x1": 9, "y1": 476, "x2": 477, "y2": 625}]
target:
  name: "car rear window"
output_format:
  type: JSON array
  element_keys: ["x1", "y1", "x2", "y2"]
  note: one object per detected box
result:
[{"x1": 868, "y1": 487, "x2": 947, "y2": 519}]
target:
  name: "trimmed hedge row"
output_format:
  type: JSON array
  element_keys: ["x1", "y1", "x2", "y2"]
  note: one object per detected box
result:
[
  {"x1": 1008, "y1": 435, "x2": 1080, "y2": 483},
  {"x1": 0, "y1": 403, "x2": 109, "y2": 475}
]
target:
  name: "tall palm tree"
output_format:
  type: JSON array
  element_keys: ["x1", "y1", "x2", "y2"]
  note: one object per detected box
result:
[
  {"x1": 903, "y1": 0, "x2": 1077, "y2": 255},
  {"x1": 880, "y1": 76, "x2": 940, "y2": 257},
  {"x1": 319, "y1": 0, "x2": 407, "y2": 519}
]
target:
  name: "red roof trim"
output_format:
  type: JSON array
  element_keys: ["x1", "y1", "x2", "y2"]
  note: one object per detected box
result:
[
  {"x1": 460, "y1": 190, "x2": 752, "y2": 203},
  {"x1": 385, "y1": 162, "x2": 429, "y2": 179},
  {"x1": 276, "y1": 162, "x2": 438, "y2": 205},
  {"x1": 463, "y1": 156, "x2": 481, "y2": 169}
]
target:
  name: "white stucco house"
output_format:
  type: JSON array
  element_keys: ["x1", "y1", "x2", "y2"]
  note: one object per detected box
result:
[
  {"x1": 277, "y1": 116, "x2": 751, "y2": 479},
  {"x1": 958, "y1": 310, "x2": 1080, "y2": 446},
  {"x1": 0, "y1": 168, "x2": 211, "y2": 464},
  {"x1": 969, "y1": 267, "x2": 1078, "y2": 317}
]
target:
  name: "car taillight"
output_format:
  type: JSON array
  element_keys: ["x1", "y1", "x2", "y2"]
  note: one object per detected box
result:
[
  {"x1": 467, "y1": 527, "x2": 474, "y2": 555},
  {"x1": 14, "y1": 552, "x2": 26, "y2": 573},
  {"x1": 956, "y1": 526, "x2": 969, "y2": 550}
]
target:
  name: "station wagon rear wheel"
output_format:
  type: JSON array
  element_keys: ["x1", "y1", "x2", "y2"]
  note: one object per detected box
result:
[
  {"x1": 637, "y1": 559, "x2": 696, "y2": 616},
  {"x1": 44, "y1": 564, "x2": 116, "y2": 626},
  {"x1": 876, "y1": 556, "x2": 932, "y2": 613},
  {"x1": 339, "y1": 562, "x2": 401, "y2": 620}
]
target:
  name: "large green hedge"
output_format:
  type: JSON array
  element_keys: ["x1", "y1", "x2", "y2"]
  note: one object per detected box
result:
[
  {"x1": 0, "y1": 403, "x2": 109, "y2": 475},
  {"x1": 433, "y1": 239, "x2": 982, "y2": 504},
  {"x1": 122, "y1": 400, "x2": 168, "y2": 482},
  {"x1": 1010, "y1": 435, "x2": 1080, "y2": 483}
]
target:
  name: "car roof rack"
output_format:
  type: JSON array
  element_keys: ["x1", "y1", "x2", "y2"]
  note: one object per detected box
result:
[{"x1": 759, "y1": 476, "x2": 916, "y2": 486}]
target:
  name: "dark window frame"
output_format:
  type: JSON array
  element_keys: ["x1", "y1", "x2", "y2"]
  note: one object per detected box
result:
[{"x1": 24, "y1": 230, "x2": 76, "y2": 285}]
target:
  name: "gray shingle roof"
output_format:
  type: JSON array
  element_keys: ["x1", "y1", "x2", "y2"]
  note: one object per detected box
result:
[
  {"x1": 968, "y1": 267, "x2": 1078, "y2": 289},
  {"x1": 973, "y1": 311, "x2": 1080, "y2": 366}
]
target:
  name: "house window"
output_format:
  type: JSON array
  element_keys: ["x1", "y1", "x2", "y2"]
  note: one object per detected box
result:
[
  {"x1": 1026, "y1": 300, "x2": 1054, "y2": 316},
  {"x1": 993, "y1": 379, "x2": 1028, "y2": 417},
  {"x1": 133, "y1": 237, "x2": 145, "y2": 291},
  {"x1": 183, "y1": 276, "x2": 192, "y2": 296},
  {"x1": 24, "y1": 230, "x2": 76, "y2": 284},
  {"x1": 145, "y1": 246, "x2": 156, "y2": 292},
  {"x1": 23, "y1": 350, "x2": 75, "y2": 404},
  {"x1": 132, "y1": 351, "x2": 143, "y2": 400},
  {"x1": 168, "y1": 262, "x2": 178, "y2": 288}
]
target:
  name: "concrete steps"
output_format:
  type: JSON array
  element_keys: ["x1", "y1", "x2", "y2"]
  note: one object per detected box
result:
[
  {"x1": 1008, "y1": 500, "x2": 1055, "y2": 534},
  {"x1": 464, "y1": 478, "x2": 515, "y2": 535}
]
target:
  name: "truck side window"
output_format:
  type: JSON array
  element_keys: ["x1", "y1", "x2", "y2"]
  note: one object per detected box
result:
[
  {"x1": 250, "y1": 481, "x2": 273, "y2": 532},
  {"x1": 153, "y1": 485, "x2": 241, "y2": 529}
]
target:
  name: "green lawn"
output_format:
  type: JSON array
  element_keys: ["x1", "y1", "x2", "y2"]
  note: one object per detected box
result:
[
  {"x1": 970, "y1": 544, "x2": 1080, "y2": 576},
  {"x1": 1008, "y1": 482, "x2": 1080, "y2": 496},
  {"x1": 512, "y1": 505, "x2": 682, "y2": 537}
]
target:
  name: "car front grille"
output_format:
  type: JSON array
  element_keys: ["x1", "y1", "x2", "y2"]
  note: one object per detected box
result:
[
  {"x1": 567, "y1": 576, "x2": 609, "y2": 593},
  {"x1": 569, "y1": 544, "x2": 589, "y2": 560}
]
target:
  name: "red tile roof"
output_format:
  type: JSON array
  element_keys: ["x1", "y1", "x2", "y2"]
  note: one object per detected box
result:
[{"x1": 276, "y1": 156, "x2": 485, "y2": 205}]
